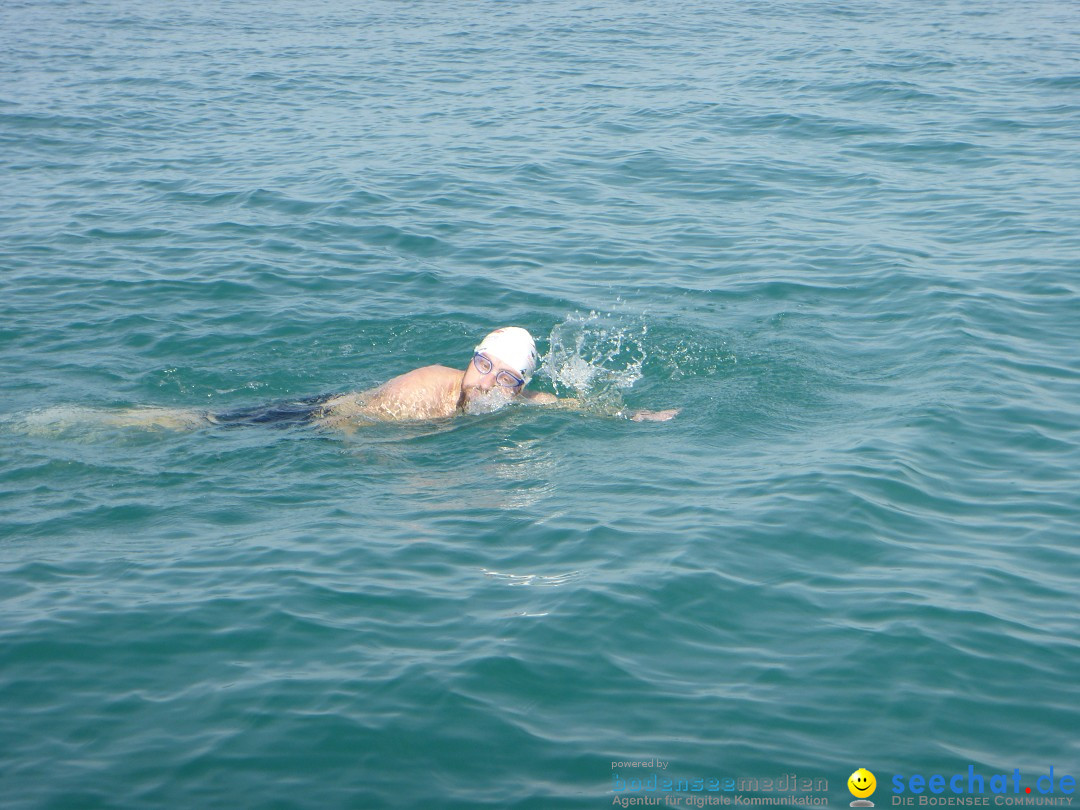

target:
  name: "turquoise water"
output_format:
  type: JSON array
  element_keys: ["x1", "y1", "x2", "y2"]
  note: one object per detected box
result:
[{"x1": 3, "y1": 0, "x2": 1079, "y2": 807}]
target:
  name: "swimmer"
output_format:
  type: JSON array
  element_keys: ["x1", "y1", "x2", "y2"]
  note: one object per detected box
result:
[{"x1": 105, "y1": 327, "x2": 678, "y2": 430}]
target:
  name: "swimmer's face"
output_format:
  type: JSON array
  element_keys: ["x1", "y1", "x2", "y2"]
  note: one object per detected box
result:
[{"x1": 461, "y1": 351, "x2": 526, "y2": 412}]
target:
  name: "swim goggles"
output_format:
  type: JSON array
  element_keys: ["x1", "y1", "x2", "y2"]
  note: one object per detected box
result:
[{"x1": 473, "y1": 353, "x2": 525, "y2": 389}]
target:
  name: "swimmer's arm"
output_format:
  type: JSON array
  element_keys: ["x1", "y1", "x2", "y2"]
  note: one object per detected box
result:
[
  {"x1": 521, "y1": 390, "x2": 679, "y2": 422},
  {"x1": 521, "y1": 390, "x2": 579, "y2": 408},
  {"x1": 625, "y1": 408, "x2": 680, "y2": 422}
]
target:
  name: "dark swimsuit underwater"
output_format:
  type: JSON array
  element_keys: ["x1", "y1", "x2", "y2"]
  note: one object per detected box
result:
[{"x1": 211, "y1": 393, "x2": 336, "y2": 428}]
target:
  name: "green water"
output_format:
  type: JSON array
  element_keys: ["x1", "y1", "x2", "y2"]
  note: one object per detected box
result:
[{"x1": 2, "y1": 0, "x2": 1079, "y2": 807}]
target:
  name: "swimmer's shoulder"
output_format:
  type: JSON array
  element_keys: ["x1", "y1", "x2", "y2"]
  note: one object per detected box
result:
[
  {"x1": 378, "y1": 364, "x2": 461, "y2": 392},
  {"x1": 392, "y1": 364, "x2": 460, "y2": 380}
]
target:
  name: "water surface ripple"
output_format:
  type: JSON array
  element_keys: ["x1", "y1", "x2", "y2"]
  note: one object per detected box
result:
[{"x1": 2, "y1": 0, "x2": 1079, "y2": 807}]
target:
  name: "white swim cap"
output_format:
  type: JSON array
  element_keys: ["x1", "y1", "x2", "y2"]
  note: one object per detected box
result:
[{"x1": 475, "y1": 327, "x2": 539, "y2": 382}]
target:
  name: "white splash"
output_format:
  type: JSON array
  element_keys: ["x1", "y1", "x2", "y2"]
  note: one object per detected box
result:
[{"x1": 540, "y1": 312, "x2": 646, "y2": 399}]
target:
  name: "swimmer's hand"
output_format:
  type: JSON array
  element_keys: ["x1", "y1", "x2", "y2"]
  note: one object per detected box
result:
[{"x1": 629, "y1": 408, "x2": 680, "y2": 422}]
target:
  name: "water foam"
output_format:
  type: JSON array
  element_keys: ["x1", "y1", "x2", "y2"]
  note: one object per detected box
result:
[{"x1": 462, "y1": 388, "x2": 515, "y2": 415}]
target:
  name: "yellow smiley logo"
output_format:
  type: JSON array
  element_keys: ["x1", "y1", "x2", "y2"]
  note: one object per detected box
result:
[{"x1": 848, "y1": 768, "x2": 877, "y2": 798}]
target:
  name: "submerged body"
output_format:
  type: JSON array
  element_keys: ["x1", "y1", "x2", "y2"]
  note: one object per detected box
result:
[
  {"x1": 204, "y1": 365, "x2": 580, "y2": 429},
  {"x1": 100, "y1": 328, "x2": 677, "y2": 431},
  {"x1": 316, "y1": 364, "x2": 568, "y2": 426}
]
